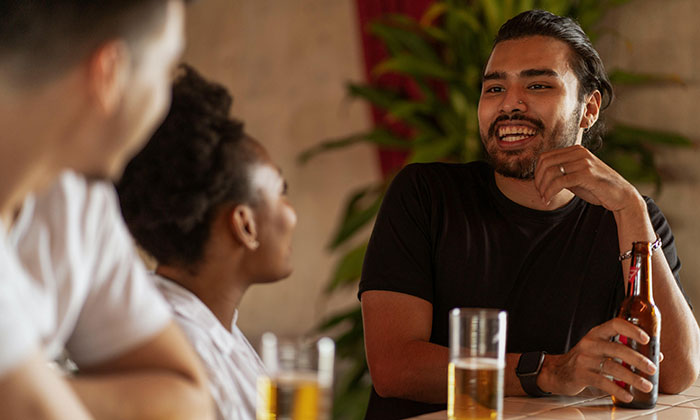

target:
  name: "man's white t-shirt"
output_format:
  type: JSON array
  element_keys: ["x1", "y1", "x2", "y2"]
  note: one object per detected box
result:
[
  {"x1": 154, "y1": 273, "x2": 266, "y2": 420},
  {"x1": 9, "y1": 170, "x2": 172, "y2": 366},
  {"x1": 0, "y1": 223, "x2": 47, "y2": 375}
]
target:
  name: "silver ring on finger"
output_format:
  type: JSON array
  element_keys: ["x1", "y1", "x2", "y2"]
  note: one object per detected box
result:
[
  {"x1": 559, "y1": 164, "x2": 566, "y2": 176},
  {"x1": 598, "y1": 358, "x2": 606, "y2": 375}
]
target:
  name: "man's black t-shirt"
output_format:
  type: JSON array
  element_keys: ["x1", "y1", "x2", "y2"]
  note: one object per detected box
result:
[{"x1": 358, "y1": 161, "x2": 688, "y2": 420}]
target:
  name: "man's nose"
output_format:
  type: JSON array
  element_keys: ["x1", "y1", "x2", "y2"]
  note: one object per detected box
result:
[{"x1": 500, "y1": 89, "x2": 527, "y2": 114}]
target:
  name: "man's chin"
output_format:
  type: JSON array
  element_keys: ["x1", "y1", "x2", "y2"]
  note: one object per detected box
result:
[
  {"x1": 82, "y1": 165, "x2": 119, "y2": 183},
  {"x1": 82, "y1": 167, "x2": 116, "y2": 183},
  {"x1": 494, "y1": 166, "x2": 535, "y2": 180},
  {"x1": 58, "y1": 163, "x2": 111, "y2": 183},
  {"x1": 487, "y1": 152, "x2": 537, "y2": 180}
]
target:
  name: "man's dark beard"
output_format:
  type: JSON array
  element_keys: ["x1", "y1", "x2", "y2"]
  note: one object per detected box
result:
[
  {"x1": 481, "y1": 110, "x2": 581, "y2": 180},
  {"x1": 485, "y1": 143, "x2": 543, "y2": 180}
]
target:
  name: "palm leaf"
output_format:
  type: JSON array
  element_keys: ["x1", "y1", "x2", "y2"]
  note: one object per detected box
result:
[
  {"x1": 609, "y1": 69, "x2": 685, "y2": 86},
  {"x1": 297, "y1": 129, "x2": 410, "y2": 164},
  {"x1": 325, "y1": 243, "x2": 368, "y2": 293},
  {"x1": 608, "y1": 124, "x2": 692, "y2": 147},
  {"x1": 328, "y1": 186, "x2": 384, "y2": 250},
  {"x1": 373, "y1": 54, "x2": 456, "y2": 81},
  {"x1": 369, "y1": 18, "x2": 441, "y2": 64}
]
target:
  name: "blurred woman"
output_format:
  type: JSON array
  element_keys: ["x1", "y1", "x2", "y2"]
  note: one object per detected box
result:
[{"x1": 117, "y1": 65, "x2": 297, "y2": 420}]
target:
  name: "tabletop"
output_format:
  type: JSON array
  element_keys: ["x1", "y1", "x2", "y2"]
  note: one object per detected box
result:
[{"x1": 406, "y1": 377, "x2": 700, "y2": 419}]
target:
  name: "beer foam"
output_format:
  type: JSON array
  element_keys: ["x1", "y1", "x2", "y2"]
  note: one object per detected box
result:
[
  {"x1": 275, "y1": 371, "x2": 320, "y2": 385},
  {"x1": 451, "y1": 357, "x2": 504, "y2": 370}
]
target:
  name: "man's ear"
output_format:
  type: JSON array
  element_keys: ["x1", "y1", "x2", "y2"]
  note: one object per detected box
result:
[
  {"x1": 87, "y1": 40, "x2": 130, "y2": 114},
  {"x1": 230, "y1": 205, "x2": 260, "y2": 251},
  {"x1": 580, "y1": 90, "x2": 602, "y2": 130}
]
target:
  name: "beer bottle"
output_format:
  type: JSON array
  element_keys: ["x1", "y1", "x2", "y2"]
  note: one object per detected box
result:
[{"x1": 612, "y1": 241, "x2": 661, "y2": 408}]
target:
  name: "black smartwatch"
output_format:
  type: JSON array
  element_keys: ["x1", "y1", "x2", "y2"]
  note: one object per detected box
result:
[{"x1": 516, "y1": 351, "x2": 551, "y2": 397}]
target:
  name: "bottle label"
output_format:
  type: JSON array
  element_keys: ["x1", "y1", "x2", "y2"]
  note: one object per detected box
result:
[{"x1": 627, "y1": 265, "x2": 639, "y2": 295}]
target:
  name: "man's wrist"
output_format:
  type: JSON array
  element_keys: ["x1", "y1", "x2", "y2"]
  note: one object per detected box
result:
[
  {"x1": 516, "y1": 352, "x2": 551, "y2": 397},
  {"x1": 536, "y1": 353, "x2": 556, "y2": 395},
  {"x1": 612, "y1": 192, "x2": 647, "y2": 225},
  {"x1": 613, "y1": 193, "x2": 657, "y2": 247}
]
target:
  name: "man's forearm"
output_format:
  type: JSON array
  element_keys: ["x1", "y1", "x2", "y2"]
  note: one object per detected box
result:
[
  {"x1": 70, "y1": 372, "x2": 212, "y2": 420},
  {"x1": 68, "y1": 322, "x2": 214, "y2": 420},
  {"x1": 614, "y1": 194, "x2": 700, "y2": 393},
  {"x1": 373, "y1": 344, "x2": 535, "y2": 403},
  {"x1": 370, "y1": 340, "x2": 450, "y2": 403},
  {"x1": 1, "y1": 352, "x2": 93, "y2": 420},
  {"x1": 504, "y1": 353, "x2": 531, "y2": 396},
  {"x1": 649, "y1": 250, "x2": 700, "y2": 392}
]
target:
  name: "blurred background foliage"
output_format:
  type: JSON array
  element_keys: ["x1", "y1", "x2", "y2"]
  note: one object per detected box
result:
[{"x1": 299, "y1": 1, "x2": 692, "y2": 419}]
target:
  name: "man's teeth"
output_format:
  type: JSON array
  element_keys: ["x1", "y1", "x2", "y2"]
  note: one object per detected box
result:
[{"x1": 498, "y1": 126, "x2": 536, "y2": 142}]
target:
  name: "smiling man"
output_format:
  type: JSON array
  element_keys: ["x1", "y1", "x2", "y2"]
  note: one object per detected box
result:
[{"x1": 359, "y1": 10, "x2": 700, "y2": 420}]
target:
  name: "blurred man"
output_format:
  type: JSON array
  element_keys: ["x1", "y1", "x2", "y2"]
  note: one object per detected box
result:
[
  {"x1": 0, "y1": 1, "x2": 213, "y2": 419},
  {"x1": 360, "y1": 10, "x2": 700, "y2": 419}
]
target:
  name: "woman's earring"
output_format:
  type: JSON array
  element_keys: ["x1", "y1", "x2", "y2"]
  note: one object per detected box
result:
[{"x1": 251, "y1": 240, "x2": 260, "y2": 250}]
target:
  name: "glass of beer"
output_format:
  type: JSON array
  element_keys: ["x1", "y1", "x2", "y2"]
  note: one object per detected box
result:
[
  {"x1": 256, "y1": 333, "x2": 335, "y2": 420},
  {"x1": 448, "y1": 308, "x2": 507, "y2": 420}
]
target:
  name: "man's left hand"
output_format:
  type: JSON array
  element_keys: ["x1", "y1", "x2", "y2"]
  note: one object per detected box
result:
[{"x1": 534, "y1": 145, "x2": 640, "y2": 213}]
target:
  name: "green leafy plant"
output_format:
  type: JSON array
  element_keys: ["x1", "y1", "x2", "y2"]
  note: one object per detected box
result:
[{"x1": 300, "y1": 1, "x2": 692, "y2": 419}]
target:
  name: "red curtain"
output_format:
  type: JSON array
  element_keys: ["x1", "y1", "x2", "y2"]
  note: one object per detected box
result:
[{"x1": 354, "y1": 0, "x2": 435, "y2": 178}]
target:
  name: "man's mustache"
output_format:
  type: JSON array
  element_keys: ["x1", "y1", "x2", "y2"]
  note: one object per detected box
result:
[{"x1": 487, "y1": 113, "x2": 545, "y2": 139}]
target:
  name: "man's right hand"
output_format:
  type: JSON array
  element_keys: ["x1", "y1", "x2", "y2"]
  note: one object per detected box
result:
[{"x1": 537, "y1": 318, "x2": 657, "y2": 402}]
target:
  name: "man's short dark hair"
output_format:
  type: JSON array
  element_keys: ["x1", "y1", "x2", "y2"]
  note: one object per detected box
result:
[
  {"x1": 494, "y1": 10, "x2": 613, "y2": 151},
  {"x1": 0, "y1": 0, "x2": 185, "y2": 86},
  {"x1": 117, "y1": 64, "x2": 260, "y2": 270}
]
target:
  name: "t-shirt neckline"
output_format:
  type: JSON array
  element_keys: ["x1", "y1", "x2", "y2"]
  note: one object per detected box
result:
[{"x1": 485, "y1": 166, "x2": 583, "y2": 222}]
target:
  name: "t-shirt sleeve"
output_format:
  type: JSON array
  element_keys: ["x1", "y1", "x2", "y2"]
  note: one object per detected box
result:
[
  {"x1": 0, "y1": 234, "x2": 40, "y2": 376},
  {"x1": 13, "y1": 173, "x2": 172, "y2": 366},
  {"x1": 645, "y1": 196, "x2": 692, "y2": 310},
  {"x1": 64, "y1": 180, "x2": 172, "y2": 366},
  {"x1": 0, "y1": 291, "x2": 38, "y2": 376},
  {"x1": 359, "y1": 164, "x2": 435, "y2": 303}
]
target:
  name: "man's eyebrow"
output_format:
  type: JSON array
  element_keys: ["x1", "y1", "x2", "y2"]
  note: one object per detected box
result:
[
  {"x1": 483, "y1": 71, "x2": 506, "y2": 81},
  {"x1": 482, "y1": 69, "x2": 560, "y2": 81},
  {"x1": 520, "y1": 68, "x2": 559, "y2": 78}
]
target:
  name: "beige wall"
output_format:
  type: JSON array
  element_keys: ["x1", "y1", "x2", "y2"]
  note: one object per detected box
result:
[
  {"x1": 182, "y1": 0, "x2": 700, "y2": 344},
  {"x1": 597, "y1": 0, "x2": 700, "y2": 321},
  {"x1": 183, "y1": 0, "x2": 378, "y2": 342}
]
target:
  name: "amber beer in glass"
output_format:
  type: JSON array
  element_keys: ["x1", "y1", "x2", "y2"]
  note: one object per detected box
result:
[
  {"x1": 257, "y1": 334, "x2": 334, "y2": 420},
  {"x1": 612, "y1": 241, "x2": 661, "y2": 408},
  {"x1": 448, "y1": 308, "x2": 506, "y2": 420}
]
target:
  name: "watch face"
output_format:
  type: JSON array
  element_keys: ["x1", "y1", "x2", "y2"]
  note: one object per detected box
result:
[{"x1": 518, "y1": 352, "x2": 543, "y2": 374}]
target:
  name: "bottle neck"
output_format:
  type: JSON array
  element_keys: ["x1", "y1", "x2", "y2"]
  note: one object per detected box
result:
[{"x1": 629, "y1": 242, "x2": 654, "y2": 303}]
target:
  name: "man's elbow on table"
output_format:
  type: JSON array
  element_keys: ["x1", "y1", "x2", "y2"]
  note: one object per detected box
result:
[
  {"x1": 660, "y1": 355, "x2": 700, "y2": 395},
  {"x1": 367, "y1": 357, "x2": 409, "y2": 399}
]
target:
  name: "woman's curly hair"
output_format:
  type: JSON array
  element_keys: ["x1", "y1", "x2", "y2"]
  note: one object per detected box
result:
[{"x1": 117, "y1": 64, "x2": 258, "y2": 268}]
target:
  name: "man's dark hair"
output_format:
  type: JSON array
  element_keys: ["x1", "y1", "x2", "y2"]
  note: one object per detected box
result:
[
  {"x1": 117, "y1": 64, "x2": 259, "y2": 269},
  {"x1": 0, "y1": 0, "x2": 185, "y2": 86},
  {"x1": 494, "y1": 9, "x2": 613, "y2": 151}
]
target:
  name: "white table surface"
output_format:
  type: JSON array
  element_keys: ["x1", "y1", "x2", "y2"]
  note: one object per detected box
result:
[{"x1": 406, "y1": 377, "x2": 700, "y2": 419}]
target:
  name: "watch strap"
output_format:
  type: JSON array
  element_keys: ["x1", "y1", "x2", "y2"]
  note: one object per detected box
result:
[{"x1": 517, "y1": 351, "x2": 551, "y2": 397}]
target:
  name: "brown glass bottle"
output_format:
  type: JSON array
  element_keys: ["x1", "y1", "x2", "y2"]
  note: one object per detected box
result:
[{"x1": 612, "y1": 241, "x2": 661, "y2": 408}]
